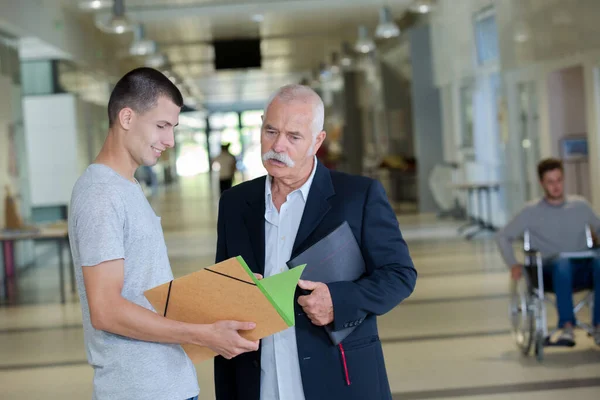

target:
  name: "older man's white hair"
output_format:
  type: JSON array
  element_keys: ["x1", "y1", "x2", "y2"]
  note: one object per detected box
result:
[{"x1": 263, "y1": 84, "x2": 325, "y2": 140}]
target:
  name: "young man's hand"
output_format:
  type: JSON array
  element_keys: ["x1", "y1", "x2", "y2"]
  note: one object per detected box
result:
[{"x1": 201, "y1": 321, "x2": 259, "y2": 360}]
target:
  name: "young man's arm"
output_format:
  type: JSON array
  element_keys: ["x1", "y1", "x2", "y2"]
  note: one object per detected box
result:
[
  {"x1": 75, "y1": 185, "x2": 257, "y2": 360},
  {"x1": 580, "y1": 200, "x2": 600, "y2": 238},
  {"x1": 83, "y1": 259, "x2": 258, "y2": 360},
  {"x1": 495, "y1": 207, "x2": 530, "y2": 279}
]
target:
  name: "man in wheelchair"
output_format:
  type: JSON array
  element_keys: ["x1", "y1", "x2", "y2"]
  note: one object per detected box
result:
[{"x1": 496, "y1": 158, "x2": 600, "y2": 347}]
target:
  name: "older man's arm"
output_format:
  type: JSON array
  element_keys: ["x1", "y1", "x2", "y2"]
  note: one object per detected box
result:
[{"x1": 325, "y1": 179, "x2": 417, "y2": 331}]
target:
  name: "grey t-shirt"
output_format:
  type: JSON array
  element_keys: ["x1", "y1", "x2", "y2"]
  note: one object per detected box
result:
[
  {"x1": 68, "y1": 164, "x2": 199, "y2": 400},
  {"x1": 495, "y1": 195, "x2": 600, "y2": 266}
]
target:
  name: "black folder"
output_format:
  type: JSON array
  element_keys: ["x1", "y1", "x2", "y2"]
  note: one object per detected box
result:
[{"x1": 287, "y1": 221, "x2": 366, "y2": 345}]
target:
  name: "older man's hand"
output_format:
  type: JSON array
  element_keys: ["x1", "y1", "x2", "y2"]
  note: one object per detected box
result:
[{"x1": 297, "y1": 280, "x2": 334, "y2": 326}]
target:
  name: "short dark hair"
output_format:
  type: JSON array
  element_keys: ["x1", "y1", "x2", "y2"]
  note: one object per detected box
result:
[
  {"x1": 537, "y1": 158, "x2": 563, "y2": 180},
  {"x1": 107, "y1": 67, "x2": 183, "y2": 127}
]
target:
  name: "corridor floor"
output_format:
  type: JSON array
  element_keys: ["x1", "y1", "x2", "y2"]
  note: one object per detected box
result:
[{"x1": 1, "y1": 176, "x2": 599, "y2": 399}]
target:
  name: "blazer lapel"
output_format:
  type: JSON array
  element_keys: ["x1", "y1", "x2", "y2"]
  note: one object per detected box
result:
[
  {"x1": 243, "y1": 177, "x2": 266, "y2": 276},
  {"x1": 292, "y1": 162, "x2": 335, "y2": 258}
]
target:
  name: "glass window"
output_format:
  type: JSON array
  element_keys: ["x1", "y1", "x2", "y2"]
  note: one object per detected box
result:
[
  {"x1": 241, "y1": 126, "x2": 266, "y2": 180},
  {"x1": 175, "y1": 130, "x2": 210, "y2": 176},
  {"x1": 241, "y1": 110, "x2": 263, "y2": 127},
  {"x1": 209, "y1": 112, "x2": 239, "y2": 129},
  {"x1": 473, "y1": 7, "x2": 499, "y2": 66},
  {"x1": 221, "y1": 128, "x2": 242, "y2": 156}
]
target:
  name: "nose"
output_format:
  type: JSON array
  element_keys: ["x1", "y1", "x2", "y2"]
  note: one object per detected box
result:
[
  {"x1": 163, "y1": 128, "x2": 175, "y2": 149},
  {"x1": 272, "y1": 133, "x2": 287, "y2": 153}
]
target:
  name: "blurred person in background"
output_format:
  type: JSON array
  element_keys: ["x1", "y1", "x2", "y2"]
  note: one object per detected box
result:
[{"x1": 213, "y1": 143, "x2": 237, "y2": 194}]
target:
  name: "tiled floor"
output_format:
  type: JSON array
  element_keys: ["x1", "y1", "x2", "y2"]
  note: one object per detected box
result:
[{"x1": 1, "y1": 175, "x2": 599, "y2": 399}]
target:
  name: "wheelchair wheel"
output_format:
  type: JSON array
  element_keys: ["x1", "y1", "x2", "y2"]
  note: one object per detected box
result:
[{"x1": 509, "y1": 273, "x2": 535, "y2": 356}]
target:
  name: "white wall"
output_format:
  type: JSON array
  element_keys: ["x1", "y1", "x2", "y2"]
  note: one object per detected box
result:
[{"x1": 23, "y1": 94, "x2": 82, "y2": 207}]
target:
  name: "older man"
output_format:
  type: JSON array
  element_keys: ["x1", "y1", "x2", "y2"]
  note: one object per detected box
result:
[{"x1": 213, "y1": 84, "x2": 416, "y2": 400}]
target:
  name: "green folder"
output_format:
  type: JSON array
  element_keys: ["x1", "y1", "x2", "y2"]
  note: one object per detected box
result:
[{"x1": 237, "y1": 256, "x2": 306, "y2": 326}]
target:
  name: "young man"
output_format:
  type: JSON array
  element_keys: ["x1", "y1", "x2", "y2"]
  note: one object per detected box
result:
[
  {"x1": 214, "y1": 84, "x2": 416, "y2": 400},
  {"x1": 495, "y1": 158, "x2": 600, "y2": 346},
  {"x1": 68, "y1": 67, "x2": 259, "y2": 400}
]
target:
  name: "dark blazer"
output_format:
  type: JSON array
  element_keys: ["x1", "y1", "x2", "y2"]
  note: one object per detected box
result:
[{"x1": 214, "y1": 160, "x2": 417, "y2": 400}]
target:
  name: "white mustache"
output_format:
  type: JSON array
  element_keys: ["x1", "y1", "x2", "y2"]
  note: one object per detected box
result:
[{"x1": 262, "y1": 150, "x2": 295, "y2": 167}]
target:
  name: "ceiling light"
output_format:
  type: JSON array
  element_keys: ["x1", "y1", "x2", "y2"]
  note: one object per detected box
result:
[
  {"x1": 355, "y1": 26, "x2": 375, "y2": 54},
  {"x1": 340, "y1": 42, "x2": 354, "y2": 67},
  {"x1": 129, "y1": 24, "x2": 156, "y2": 56},
  {"x1": 410, "y1": 0, "x2": 436, "y2": 14},
  {"x1": 96, "y1": 0, "x2": 134, "y2": 34},
  {"x1": 78, "y1": 0, "x2": 112, "y2": 11},
  {"x1": 130, "y1": 39, "x2": 156, "y2": 56},
  {"x1": 513, "y1": 22, "x2": 530, "y2": 43},
  {"x1": 514, "y1": 32, "x2": 529, "y2": 43},
  {"x1": 251, "y1": 14, "x2": 264, "y2": 23},
  {"x1": 329, "y1": 52, "x2": 340, "y2": 74},
  {"x1": 145, "y1": 53, "x2": 167, "y2": 68},
  {"x1": 375, "y1": 6, "x2": 400, "y2": 39}
]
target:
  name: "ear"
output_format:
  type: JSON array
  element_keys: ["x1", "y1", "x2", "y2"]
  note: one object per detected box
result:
[
  {"x1": 118, "y1": 107, "x2": 134, "y2": 130},
  {"x1": 313, "y1": 130, "x2": 327, "y2": 153}
]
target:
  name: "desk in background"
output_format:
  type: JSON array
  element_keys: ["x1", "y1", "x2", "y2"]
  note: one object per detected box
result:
[{"x1": 0, "y1": 223, "x2": 73, "y2": 304}]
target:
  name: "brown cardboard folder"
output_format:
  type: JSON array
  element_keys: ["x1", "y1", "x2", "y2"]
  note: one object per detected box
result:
[{"x1": 144, "y1": 256, "x2": 306, "y2": 363}]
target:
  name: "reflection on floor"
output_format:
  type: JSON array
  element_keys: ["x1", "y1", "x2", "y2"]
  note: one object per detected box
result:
[{"x1": 1, "y1": 175, "x2": 599, "y2": 399}]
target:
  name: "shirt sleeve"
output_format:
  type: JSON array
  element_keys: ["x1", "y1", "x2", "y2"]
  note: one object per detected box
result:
[{"x1": 73, "y1": 185, "x2": 126, "y2": 267}]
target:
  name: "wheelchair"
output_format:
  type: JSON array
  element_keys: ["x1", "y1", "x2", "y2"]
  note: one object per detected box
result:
[{"x1": 509, "y1": 230, "x2": 596, "y2": 362}]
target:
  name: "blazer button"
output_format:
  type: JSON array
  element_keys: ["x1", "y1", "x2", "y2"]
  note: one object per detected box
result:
[{"x1": 252, "y1": 360, "x2": 259, "y2": 368}]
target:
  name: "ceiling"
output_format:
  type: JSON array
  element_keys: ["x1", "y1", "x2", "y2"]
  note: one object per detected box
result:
[{"x1": 69, "y1": 0, "x2": 416, "y2": 109}]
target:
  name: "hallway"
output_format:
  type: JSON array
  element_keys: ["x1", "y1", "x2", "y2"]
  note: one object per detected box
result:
[{"x1": 1, "y1": 176, "x2": 599, "y2": 399}]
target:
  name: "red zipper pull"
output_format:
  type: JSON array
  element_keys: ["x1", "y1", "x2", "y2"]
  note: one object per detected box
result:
[{"x1": 339, "y1": 343, "x2": 351, "y2": 386}]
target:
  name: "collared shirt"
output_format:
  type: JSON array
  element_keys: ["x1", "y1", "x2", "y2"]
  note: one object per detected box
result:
[{"x1": 260, "y1": 156, "x2": 318, "y2": 400}]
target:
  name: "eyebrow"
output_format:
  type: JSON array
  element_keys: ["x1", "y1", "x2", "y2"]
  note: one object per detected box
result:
[
  {"x1": 158, "y1": 120, "x2": 179, "y2": 127},
  {"x1": 264, "y1": 124, "x2": 303, "y2": 136}
]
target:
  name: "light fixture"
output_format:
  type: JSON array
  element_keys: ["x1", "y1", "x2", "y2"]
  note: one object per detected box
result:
[
  {"x1": 329, "y1": 52, "x2": 340, "y2": 74},
  {"x1": 340, "y1": 42, "x2": 354, "y2": 67},
  {"x1": 145, "y1": 53, "x2": 167, "y2": 68},
  {"x1": 354, "y1": 26, "x2": 376, "y2": 54},
  {"x1": 513, "y1": 22, "x2": 530, "y2": 43},
  {"x1": 410, "y1": 0, "x2": 436, "y2": 14},
  {"x1": 97, "y1": 0, "x2": 134, "y2": 34},
  {"x1": 78, "y1": 0, "x2": 112, "y2": 11},
  {"x1": 251, "y1": 14, "x2": 264, "y2": 23},
  {"x1": 375, "y1": 6, "x2": 400, "y2": 39},
  {"x1": 129, "y1": 24, "x2": 156, "y2": 56}
]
